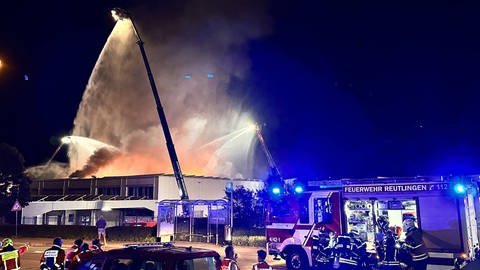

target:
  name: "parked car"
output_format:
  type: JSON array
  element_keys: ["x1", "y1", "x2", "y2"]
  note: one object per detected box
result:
[{"x1": 83, "y1": 243, "x2": 221, "y2": 270}]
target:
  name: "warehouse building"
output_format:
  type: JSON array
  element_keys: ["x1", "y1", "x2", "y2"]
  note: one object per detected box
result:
[{"x1": 22, "y1": 173, "x2": 263, "y2": 227}]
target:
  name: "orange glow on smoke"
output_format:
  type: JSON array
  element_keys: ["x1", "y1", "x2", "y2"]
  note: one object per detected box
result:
[{"x1": 92, "y1": 144, "x2": 222, "y2": 177}]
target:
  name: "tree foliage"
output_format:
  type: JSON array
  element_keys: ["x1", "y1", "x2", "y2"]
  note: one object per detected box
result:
[
  {"x1": 0, "y1": 143, "x2": 31, "y2": 214},
  {"x1": 229, "y1": 186, "x2": 268, "y2": 230}
]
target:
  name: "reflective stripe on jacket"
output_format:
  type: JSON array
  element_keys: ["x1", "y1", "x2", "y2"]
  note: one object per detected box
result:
[
  {"x1": 252, "y1": 261, "x2": 271, "y2": 270},
  {"x1": 40, "y1": 245, "x2": 66, "y2": 270},
  {"x1": 405, "y1": 227, "x2": 428, "y2": 261},
  {"x1": 221, "y1": 258, "x2": 239, "y2": 270},
  {"x1": 0, "y1": 245, "x2": 27, "y2": 270}
]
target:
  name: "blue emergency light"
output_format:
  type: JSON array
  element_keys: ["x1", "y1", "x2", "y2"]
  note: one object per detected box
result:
[
  {"x1": 454, "y1": 183, "x2": 466, "y2": 195},
  {"x1": 294, "y1": 185, "x2": 304, "y2": 194},
  {"x1": 272, "y1": 187, "x2": 281, "y2": 195}
]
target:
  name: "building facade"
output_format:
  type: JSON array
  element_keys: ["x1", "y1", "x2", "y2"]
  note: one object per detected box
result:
[{"x1": 22, "y1": 173, "x2": 263, "y2": 227}]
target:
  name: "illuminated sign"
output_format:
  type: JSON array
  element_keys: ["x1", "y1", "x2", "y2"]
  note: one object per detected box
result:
[{"x1": 343, "y1": 182, "x2": 450, "y2": 194}]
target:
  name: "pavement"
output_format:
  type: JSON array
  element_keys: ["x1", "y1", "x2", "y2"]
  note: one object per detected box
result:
[{"x1": 6, "y1": 237, "x2": 287, "y2": 270}]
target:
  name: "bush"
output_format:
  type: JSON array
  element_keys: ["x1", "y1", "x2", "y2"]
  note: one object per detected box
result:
[
  {"x1": 231, "y1": 227, "x2": 265, "y2": 247},
  {"x1": 232, "y1": 227, "x2": 264, "y2": 237},
  {"x1": 106, "y1": 226, "x2": 156, "y2": 242},
  {"x1": 232, "y1": 235, "x2": 266, "y2": 247},
  {"x1": 0, "y1": 225, "x2": 265, "y2": 246}
]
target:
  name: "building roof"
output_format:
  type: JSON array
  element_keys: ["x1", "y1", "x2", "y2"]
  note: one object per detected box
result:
[{"x1": 32, "y1": 172, "x2": 262, "y2": 182}]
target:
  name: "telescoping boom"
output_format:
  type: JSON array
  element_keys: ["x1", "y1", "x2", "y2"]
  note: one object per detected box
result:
[
  {"x1": 255, "y1": 123, "x2": 282, "y2": 181},
  {"x1": 112, "y1": 7, "x2": 189, "y2": 200}
]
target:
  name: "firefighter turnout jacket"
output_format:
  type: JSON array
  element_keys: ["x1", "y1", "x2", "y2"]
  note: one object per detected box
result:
[
  {"x1": 65, "y1": 244, "x2": 81, "y2": 269},
  {"x1": 40, "y1": 245, "x2": 66, "y2": 270},
  {"x1": 404, "y1": 227, "x2": 428, "y2": 262},
  {"x1": 252, "y1": 261, "x2": 271, "y2": 270},
  {"x1": 382, "y1": 232, "x2": 401, "y2": 268},
  {"x1": 69, "y1": 246, "x2": 102, "y2": 270},
  {"x1": 221, "y1": 258, "x2": 240, "y2": 270},
  {"x1": 0, "y1": 245, "x2": 28, "y2": 270}
]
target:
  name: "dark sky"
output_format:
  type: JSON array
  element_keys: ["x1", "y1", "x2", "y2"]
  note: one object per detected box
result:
[{"x1": 1, "y1": 0, "x2": 480, "y2": 179}]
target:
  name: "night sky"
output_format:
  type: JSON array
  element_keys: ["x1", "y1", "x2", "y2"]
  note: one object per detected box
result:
[{"x1": 2, "y1": 0, "x2": 480, "y2": 179}]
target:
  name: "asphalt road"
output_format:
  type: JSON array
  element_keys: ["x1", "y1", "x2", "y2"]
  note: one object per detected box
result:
[{"x1": 7, "y1": 237, "x2": 286, "y2": 270}]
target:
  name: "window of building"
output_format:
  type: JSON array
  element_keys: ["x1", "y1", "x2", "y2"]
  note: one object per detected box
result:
[
  {"x1": 98, "y1": 187, "x2": 121, "y2": 195},
  {"x1": 127, "y1": 186, "x2": 154, "y2": 199},
  {"x1": 68, "y1": 214, "x2": 74, "y2": 222},
  {"x1": 80, "y1": 215, "x2": 91, "y2": 226}
]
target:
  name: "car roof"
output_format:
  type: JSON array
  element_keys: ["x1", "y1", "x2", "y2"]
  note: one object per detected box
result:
[{"x1": 104, "y1": 245, "x2": 220, "y2": 261}]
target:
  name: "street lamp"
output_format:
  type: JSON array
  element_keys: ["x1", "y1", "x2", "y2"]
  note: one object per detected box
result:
[{"x1": 110, "y1": 8, "x2": 189, "y2": 200}]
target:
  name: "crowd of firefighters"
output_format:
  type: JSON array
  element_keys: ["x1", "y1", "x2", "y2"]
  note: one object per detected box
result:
[
  {"x1": 310, "y1": 216, "x2": 429, "y2": 270},
  {"x1": 221, "y1": 245, "x2": 272, "y2": 270},
  {"x1": 0, "y1": 218, "x2": 426, "y2": 270},
  {"x1": 0, "y1": 237, "x2": 104, "y2": 270},
  {"x1": 0, "y1": 239, "x2": 270, "y2": 270}
]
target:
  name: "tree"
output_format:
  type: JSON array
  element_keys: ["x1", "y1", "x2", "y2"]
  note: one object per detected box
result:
[
  {"x1": 229, "y1": 186, "x2": 268, "y2": 230},
  {"x1": 232, "y1": 186, "x2": 255, "y2": 228},
  {"x1": 0, "y1": 143, "x2": 31, "y2": 217}
]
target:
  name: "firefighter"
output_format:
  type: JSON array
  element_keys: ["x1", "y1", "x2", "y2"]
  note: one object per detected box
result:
[
  {"x1": 380, "y1": 230, "x2": 401, "y2": 270},
  {"x1": 334, "y1": 233, "x2": 357, "y2": 269},
  {"x1": 375, "y1": 216, "x2": 390, "y2": 262},
  {"x1": 68, "y1": 243, "x2": 90, "y2": 270},
  {"x1": 0, "y1": 238, "x2": 29, "y2": 270},
  {"x1": 74, "y1": 238, "x2": 103, "y2": 269},
  {"x1": 252, "y1": 250, "x2": 271, "y2": 270},
  {"x1": 349, "y1": 228, "x2": 367, "y2": 268},
  {"x1": 40, "y1": 237, "x2": 66, "y2": 270},
  {"x1": 403, "y1": 218, "x2": 428, "y2": 270},
  {"x1": 221, "y1": 245, "x2": 239, "y2": 270},
  {"x1": 65, "y1": 239, "x2": 83, "y2": 270},
  {"x1": 328, "y1": 230, "x2": 337, "y2": 249},
  {"x1": 89, "y1": 239, "x2": 103, "y2": 256}
]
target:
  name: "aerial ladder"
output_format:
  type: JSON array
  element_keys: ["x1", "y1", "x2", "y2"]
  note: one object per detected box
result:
[
  {"x1": 112, "y1": 8, "x2": 189, "y2": 200},
  {"x1": 255, "y1": 123, "x2": 283, "y2": 182}
]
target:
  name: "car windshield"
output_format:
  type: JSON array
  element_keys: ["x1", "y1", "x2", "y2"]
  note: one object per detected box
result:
[{"x1": 175, "y1": 257, "x2": 217, "y2": 270}]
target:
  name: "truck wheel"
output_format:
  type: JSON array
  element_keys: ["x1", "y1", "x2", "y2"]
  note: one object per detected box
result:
[{"x1": 286, "y1": 250, "x2": 308, "y2": 270}]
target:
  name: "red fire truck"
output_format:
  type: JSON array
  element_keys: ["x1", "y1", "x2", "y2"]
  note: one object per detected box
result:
[{"x1": 265, "y1": 177, "x2": 478, "y2": 270}]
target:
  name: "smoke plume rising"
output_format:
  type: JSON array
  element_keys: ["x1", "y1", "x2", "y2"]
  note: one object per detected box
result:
[
  {"x1": 69, "y1": 147, "x2": 121, "y2": 178},
  {"x1": 67, "y1": 1, "x2": 270, "y2": 178}
]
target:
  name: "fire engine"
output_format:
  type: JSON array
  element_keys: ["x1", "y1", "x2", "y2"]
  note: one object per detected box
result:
[{"x1": 265, "y1": 177, "x2": 479, "y2": 270}]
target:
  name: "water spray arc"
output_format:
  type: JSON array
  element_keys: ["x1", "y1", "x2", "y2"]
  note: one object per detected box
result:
[
  {"x1": 111, "y1": 8, "x2": 189, "y2": 200},
  {"x1": 199, "y1": 126, "x2": 253, "y2": 150}
]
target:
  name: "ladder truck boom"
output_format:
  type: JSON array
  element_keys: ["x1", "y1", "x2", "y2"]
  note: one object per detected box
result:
[
  {"x1": 118, "y1": 7, "x2": 189, "y2": 200},
  {"x1": 255, "y1": 123, "x2": 282, "y2": 180}
]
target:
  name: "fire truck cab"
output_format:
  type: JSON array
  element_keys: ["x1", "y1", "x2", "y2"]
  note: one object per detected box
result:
[{"x1": 266, "y1": 190, "x2": 342, "y2": 269}]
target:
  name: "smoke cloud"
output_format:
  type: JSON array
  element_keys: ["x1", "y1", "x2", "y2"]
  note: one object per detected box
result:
[
  {"x1": 69, "y1": 147, "x2": 121, "y2": 178},
  {"x1": 26, "y1": 162, "x2": 69, "y2": 180},
  {"x1": 67, "y1": 0, "x2": 271, "y2": 178}
]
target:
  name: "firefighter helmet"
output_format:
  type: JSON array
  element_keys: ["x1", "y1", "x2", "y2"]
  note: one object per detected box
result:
[
  {"x1": 53, "y1": 237, "x2": 63, "y2": 247},
  {"x1": 92, "y1": 239, "x2": 101, "y2": 247},
  {"x1": 377, "y1": 215, "x2": 389, "y2": 232},
  {"x1": 2, "y1": 238, "x2": 13, "y2": 248},
  {"x1": 403, "y1": 218, "x2": 416, "y2": 230},
  {"x1": 74, "y1": 239, "x2": 83, "y2": 246}
]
